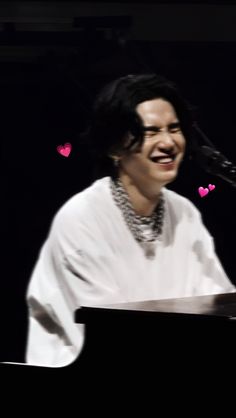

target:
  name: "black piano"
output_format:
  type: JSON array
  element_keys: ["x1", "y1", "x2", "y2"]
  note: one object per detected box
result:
[
  {"x1": 1, "y1": 293, "x2": 236, "y2": 378},
  {"x1": 74, "y1": 292, "x2": 236, "y2": 374}
]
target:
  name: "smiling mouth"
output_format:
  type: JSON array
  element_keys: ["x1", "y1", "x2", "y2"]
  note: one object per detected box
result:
[{"x1": 149, "y1": 154, "x2": 177, "y2": 164}]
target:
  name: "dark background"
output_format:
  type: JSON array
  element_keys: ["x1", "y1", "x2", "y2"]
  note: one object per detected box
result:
[{"x1": 1, "y1": 1, "x2": 236, "y2": 363}]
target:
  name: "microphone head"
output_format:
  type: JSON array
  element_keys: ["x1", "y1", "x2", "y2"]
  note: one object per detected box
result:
[
  {"x1": 191, "y1": 123, "x2": 236, "y2": 187},
  {"x1": 193, "y1": 145, "x2": 236, "y2": 187}
]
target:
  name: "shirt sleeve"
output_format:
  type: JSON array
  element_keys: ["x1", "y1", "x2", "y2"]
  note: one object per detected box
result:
[
  {"x1": 25, "y1": 197, "x2": 121, "y2": 368},
  {"x1": 192, "y1": 209, "x2": 236, "y2": 296},
  {"x1": 25, "y1": 220, "x2": 85, "y2": 368}
]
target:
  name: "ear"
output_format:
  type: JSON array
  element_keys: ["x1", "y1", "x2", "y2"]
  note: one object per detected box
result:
[
  {"x1": 108, "y1": 153, "x2": 118, "y2": 159},
  {"x1": 108, "y1": 149, "x2": 123, "y2": 160},
  {"x1": 108, "y1": 154, "x2": 121, "y2": 164}
]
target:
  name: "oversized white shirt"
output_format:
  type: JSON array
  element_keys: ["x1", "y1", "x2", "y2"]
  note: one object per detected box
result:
[{"x1": 25, "y1": 176, "x2": 235, "y2": 367}]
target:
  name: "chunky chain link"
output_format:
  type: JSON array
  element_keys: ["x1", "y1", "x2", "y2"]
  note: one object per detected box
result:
[{"x1": 110, "y1": 177, "x2": 165, "y2": 244}]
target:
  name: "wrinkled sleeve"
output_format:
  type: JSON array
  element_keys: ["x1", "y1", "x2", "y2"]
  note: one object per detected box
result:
[
  {"x1": 192, "y1": 209, "x2": 236, "y2": 296},
  {"x1": 25, "y1": 213, "x2": 85, "y2": 368}
]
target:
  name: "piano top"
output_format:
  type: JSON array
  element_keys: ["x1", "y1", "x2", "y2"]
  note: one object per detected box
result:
[{"x1": 75, "y1": 292, "x2": 236, "y2": 324}]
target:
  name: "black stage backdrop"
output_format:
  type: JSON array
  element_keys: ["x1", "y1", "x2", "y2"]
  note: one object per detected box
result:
[{"x1": 1, "y1": 1, "x2": 236, "y2": 364}]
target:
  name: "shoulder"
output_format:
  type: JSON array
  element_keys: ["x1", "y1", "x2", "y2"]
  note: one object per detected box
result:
[
  {"x1": 163, "y1": 187, "x2": 202, "y2": 222},
  {"x1": 56, "y1": 177, "x2": 110, "y2": 219},
  {"x1": 49, "y1": 177, "x2": 111, "y2": 239}
]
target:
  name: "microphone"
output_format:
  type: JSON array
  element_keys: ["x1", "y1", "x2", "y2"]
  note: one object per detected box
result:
[{"x1": 191, "y1": 124, "x2": 236, "y2": 188}]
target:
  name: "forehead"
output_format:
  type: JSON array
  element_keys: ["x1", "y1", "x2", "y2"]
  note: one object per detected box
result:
[{"x1": 136, "y1": 98, "x2": 178, "y2": 125}]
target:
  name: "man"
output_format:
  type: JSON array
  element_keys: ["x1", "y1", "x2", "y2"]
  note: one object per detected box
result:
[{"x1": 25, "y1": 74, "x2": 235, "y2": 367}]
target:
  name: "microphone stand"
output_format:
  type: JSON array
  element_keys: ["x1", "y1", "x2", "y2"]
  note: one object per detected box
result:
[{"x1": 191, "y1": 123, "x2": 236, "y2": 188}]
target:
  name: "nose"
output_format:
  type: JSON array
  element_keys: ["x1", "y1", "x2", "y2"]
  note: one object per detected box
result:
[{"x1": 157, "y1": 131, "x2": 175, "y2": 150}]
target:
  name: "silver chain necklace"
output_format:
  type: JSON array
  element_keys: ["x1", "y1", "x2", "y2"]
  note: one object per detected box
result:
[{"x1": 110, "y1": 177, "x2": 165, "y2": 245}]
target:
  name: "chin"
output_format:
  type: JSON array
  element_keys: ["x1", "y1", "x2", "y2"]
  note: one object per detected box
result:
[
  {"x1": 155, "y1": 167, "x2": 178, "y2": 178},
  {"x1": 155, "y1": 171, "x2": 178, "y2": 186}
]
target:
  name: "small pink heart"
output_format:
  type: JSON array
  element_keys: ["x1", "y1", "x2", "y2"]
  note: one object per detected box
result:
[
  {"x1": 198, "y1": 187, "x2": 209, "y2": 198},
  {"x1": 208, "y1": 184, "x2": 215, "y2": 191},
  {"x1": 57, "y1": 142, "x2": 72, "y2": 157}
]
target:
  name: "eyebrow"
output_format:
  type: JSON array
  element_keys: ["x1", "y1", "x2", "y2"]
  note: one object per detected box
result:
[{"x1": 142, "y1": 121, "x2": 181, "y2": 132}]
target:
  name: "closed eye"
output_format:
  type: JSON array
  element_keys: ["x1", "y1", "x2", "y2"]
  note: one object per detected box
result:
[
  {"x1": 143, "y1": 122, "x2": 181, "y2": 136},
  {"x1": 168, "y1": 122, "x2": 181, "y2": 133},
  {"x1": 143, "y1": 127, "x2": 160, "y2": 138}
]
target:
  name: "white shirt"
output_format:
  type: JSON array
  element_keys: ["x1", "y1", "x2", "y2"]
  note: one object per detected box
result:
[{"x1": 25, "y1": 176, "x2": 235, "y2": 367}]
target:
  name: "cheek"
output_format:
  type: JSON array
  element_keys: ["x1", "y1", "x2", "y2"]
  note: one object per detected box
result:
[
  {"x1": 177, "y1": 134, "x2": 186, "y2": 151},
  {"x1": 120, "y1": 153, "x2": 148, "y2": 174},
  {"x1": 140, "y1": 143, "x2": 150, "y2": 158}
]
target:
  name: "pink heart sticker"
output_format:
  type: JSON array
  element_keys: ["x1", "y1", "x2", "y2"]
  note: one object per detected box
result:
[
  {"x1": 208, "y1": 184, "x2": 215, "y2": 191},
  {"x1": 57, "y1": 142, "x2": 72, "y2": 157},
  {"x1": 198, "y1": 187, "x2": 209, "y2": 198}
]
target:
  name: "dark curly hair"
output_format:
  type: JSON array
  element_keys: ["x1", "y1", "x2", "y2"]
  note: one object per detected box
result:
[{"x1": 81, "y1": 74, "x2": 195, "y2": 179}]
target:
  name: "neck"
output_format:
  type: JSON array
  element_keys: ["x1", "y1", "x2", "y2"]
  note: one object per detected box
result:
[{"x1": 118, "y1": 173, "x2": 162, "y2": 216}]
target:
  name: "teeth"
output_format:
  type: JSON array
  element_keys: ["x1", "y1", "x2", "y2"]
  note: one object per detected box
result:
[
  {"x1": 157, "y1": 157, "x2": 173, "y2": 163},
  {"x1": 150, "y1": 156, "x2": 174, "y2": 163}
]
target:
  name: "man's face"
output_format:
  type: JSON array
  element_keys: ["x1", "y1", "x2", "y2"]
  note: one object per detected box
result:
[{"x1": 118, "y1": 98, "x2": 186, "y2": 189}]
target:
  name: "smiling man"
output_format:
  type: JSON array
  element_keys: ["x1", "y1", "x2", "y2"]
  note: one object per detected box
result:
[
  {"x1": 118, "y1": 98, "x2": 186, "y2": 216},
  {"x1": 25, "y1": 74, "x2": 235, "y2": 367}
]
